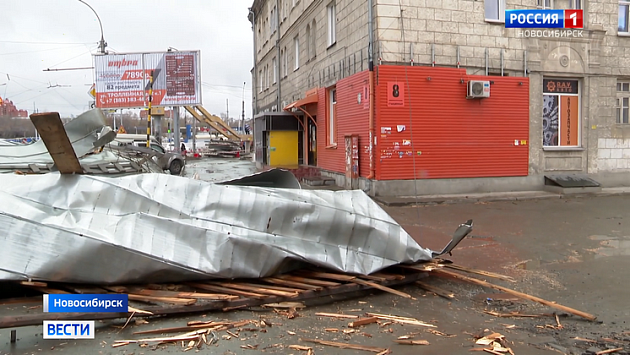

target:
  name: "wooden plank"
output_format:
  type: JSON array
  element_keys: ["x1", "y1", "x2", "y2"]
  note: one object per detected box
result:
[
  {"x1": 127, "y1": 294, "x2": 197, "y2": 306},
  {"x1": 394, "y1": 339, "x2": 430, "y2": 345},
  {"x1": 371, "y1": 272, "x2": 406, "y2": 281},
  {"x1": 366, "y1": 313, "x2": 436, "y2": 328},
  {"x1": 0, "y1": 271, "x2": 427, "y2": 329},
  {"x1": 348, "y1": 317, "x2": 378, "y2": 328},
  {"x1": 186, "y1": 282, "x2": 266, "y2": 299},
  {"x1": 237, "y1": 283, "x2": 305, "y2": 294},
  {"x1": 315, "y1": 312, "x2": 359, "y2": 319},
  {"x1": 133, "y1": 289, "x2": 239, "y2": 301},
  {"x1": 415, "y1": 281, "x2": 456, "y2": 299},
  {"x1": 29, "y1": 112, "x2": 83, "y2": 174},
  {"x1": 432, "y1": 269, "x2": 597, "y2": 321},
  {"x1": 210, "y1": 282, "x2": 298, "y2": 298},
  {"x1": 19, "y1": 281, "x2": 47, "y2": 287},
  {"x1": 263, "y1": 277, "x2": 322, "y2": 291},
  {"x1": 353, "y1": 279, "x2": 413, "y2": 299},
  {"x1": 443, "y1": 264, "x2": 516, "y2": 282},
  {"x1": 298, "y1": 271, "x2": 357, "y2": 282},
  {"x1": 276, "y1": 274, "x2": 341, "y2": 287},
  {"x1": 301, "y1": 338, "x2": 388, "y2": 353}
]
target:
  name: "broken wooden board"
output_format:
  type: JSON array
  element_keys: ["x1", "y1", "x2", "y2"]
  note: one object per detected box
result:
[
  {"x1": 29, "y1": 112, "x2": 83, "y2": 174},
  {"x1": 0, "y1": 268, "x2": 429, "y2": 328}
]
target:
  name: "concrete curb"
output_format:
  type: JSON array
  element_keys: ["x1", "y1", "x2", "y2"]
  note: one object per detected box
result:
[{"x1": 373, "y1": 189, "x2": 630, "y2": 206}]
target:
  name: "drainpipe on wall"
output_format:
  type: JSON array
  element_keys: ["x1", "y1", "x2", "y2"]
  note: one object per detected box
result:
[
  {"x1": 276, "y1": 0, "x2": 281, "y2": 111},
  {"x1": 367, "y1": 0, "x2": 376, "y2": 180}
]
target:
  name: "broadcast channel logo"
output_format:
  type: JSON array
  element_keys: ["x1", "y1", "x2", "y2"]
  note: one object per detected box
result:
[
  {"x1": 43, "y1": 321, "x2": 95, "y2": 339},
  {"x1": 505, "y1": 9, "x2": 583, "y2": 29},
  {"x1": 42, "y1": 294, "x2": 128, "y2": 340}
]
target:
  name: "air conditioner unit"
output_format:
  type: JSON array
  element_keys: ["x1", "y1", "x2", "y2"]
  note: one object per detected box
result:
[{"x1": 467, "y1": 80, "x2": 491, "y2": 99}]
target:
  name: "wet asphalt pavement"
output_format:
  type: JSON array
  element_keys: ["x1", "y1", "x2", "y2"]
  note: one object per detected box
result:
[{"x1": 1, "y1": 159, "x2": 629, "y2": 355}]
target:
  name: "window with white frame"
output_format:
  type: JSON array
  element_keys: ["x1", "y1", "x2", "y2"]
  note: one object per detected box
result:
[
  {"x1": 621, "y1": 1, "x2": 630, "y2": 34},
  {"x1": 538, "y1": 0, "x2": 582, "y2": 9},
  {"x1": 328, "y1": 88, "x2": 337, "y2": 145},
  {"x1": 279, "y1": 49, "x2": 284, "y2": 78},
  {"x1": 311, "y1": 19, "x2": 317, "y2": 59},
  {"x1": 617, "y1": 81, "x2": 630, "y2": 124},
  {"x1": 542, "y1": 78, "x2": 581, "y2": 148},
  {"x1": 485, "y1": 0, "x2": 505, "y2": 22},
  {"x1": 294, "y1": 36, "x2": 299, "y2": 70},
  {"x1": 272, "y1": 57, "x2": 277, "y2": 84},
  {"x1": 259, "y1": 70, "x2": 263, "y2": 93},
  {"x1": 266, "y1": 64, "x2": 270, "y2": 89},
  {"x1": 270, "y1": 5, "x2": 278, "y2": 33},
  {"x1": 327, "y1": 2, "x2": 336, "y2": 47},
  {"x1": 283, "y1": 46, "x2": 288, "y2": 77},
  {"x1": 306, "y1": 24, "x2": 311, "y2": 60}
]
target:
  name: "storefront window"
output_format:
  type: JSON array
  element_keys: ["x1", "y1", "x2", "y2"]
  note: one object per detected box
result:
[{"x1": 542, "y1": 79, "x2": 580, "y2": 147}]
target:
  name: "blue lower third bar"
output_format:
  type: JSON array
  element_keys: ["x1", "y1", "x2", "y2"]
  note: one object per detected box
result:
[{"x1": 43, "y1": 294, "x2": 128, "y2": 313}]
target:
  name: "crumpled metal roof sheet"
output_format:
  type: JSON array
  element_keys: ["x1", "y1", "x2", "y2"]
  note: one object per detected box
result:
[{"x1": 0, "y1": 173, "x2": 433, "y2": 284}]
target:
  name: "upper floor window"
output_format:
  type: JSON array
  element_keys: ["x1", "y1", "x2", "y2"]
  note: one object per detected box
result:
[
  {"x1": 272, "y1": 57, "x2": 277, "y2": 84},
  {"x1": 485, "y1": 0, "x2": 505, "y2": 22},
  {"x1": 621, "y1": 1, "x2": 630, "y2": 34},
  {"x1": 294, "y1": 36, "x2": 300, "y2": 70},
  {"x1": 310, "y1": 19, "x2": 317, "y2": 59},
  {"x1": 618, "y1": 81, "x2": 630, "y2": 124},
  {"x1": 327, "y1": 2, "x2": 337, "y2": 47},
  {"x1": 259, "y1": 70, "x2": 263, "y2": 93},
  {"x1": 538, "y1": 0, "x2": 582, "y2": 9},
  {"x1": 283, "y1": 46, "x2": 288, "y2": 77},
  {"x1": 270, "y1": 5, "x2": 277, "y2": 33},
  {"x1": 306, "y1": 24, "x2": 312, "y2": 60}
]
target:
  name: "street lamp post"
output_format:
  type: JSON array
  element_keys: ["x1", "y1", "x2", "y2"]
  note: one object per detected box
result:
[{"x1": 78, "y1": 0, "x2": 107, "y2": 54}]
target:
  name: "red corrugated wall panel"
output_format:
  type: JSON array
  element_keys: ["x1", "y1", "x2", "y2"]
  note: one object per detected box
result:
[
  {"x1": 375, "y1": 66, "x2": 529, "y2": 180},
  {"x1": 316, "y1": 70, "x2": 370, "y2": 177}
]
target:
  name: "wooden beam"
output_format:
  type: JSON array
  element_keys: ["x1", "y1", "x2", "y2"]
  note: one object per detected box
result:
[
  {"x1": 415, "y1": 281, "x2": 456, "y2": 300},
  {"x1": 0, "y1": 271, "x2": 427, "y2": 329},
  {"x1": 301, "y1": 338, "x2": 388, "y2": 353},
  {"x1": 29, "y1": 112, "x2": 83, "y2": 174},
  {"x1": 432, "y1": 269, "x2": 597, "y2": 321},
  {"x1": 442, "y1": 264, "x2": 516, "y2": 282}
]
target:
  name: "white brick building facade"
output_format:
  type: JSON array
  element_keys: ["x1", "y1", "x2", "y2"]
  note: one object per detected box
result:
[{"x1": 249, "y1": 0, "x2": 630, "y2": 194}]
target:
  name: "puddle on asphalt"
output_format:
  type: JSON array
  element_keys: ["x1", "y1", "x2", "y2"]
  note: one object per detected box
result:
[
  {"x1": 513, "y1": 259, "x2": 541, "y2": 270},
  {"x1": 587, "y1": 235, "x2": 630, "y2": 258},
  {"x1": 184, "y1": 157, "x2": 257, "y2": 182}
]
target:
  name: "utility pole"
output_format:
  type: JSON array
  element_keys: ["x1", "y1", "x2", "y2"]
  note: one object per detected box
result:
[
  {"x1": 242, "y1": 81, "x2": 246, "y2": 133},
  {"x1": 226, "y1": 99, "x2": 229, "y2": 125}
]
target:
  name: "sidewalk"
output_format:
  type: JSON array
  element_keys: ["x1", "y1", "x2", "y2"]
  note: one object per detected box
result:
[{"x1": 373, "y1": 187, "x2": 630, "y2": 206}]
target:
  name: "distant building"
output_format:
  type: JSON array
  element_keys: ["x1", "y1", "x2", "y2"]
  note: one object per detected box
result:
[
  {"x1": 249, "y1": 0, "x2": 630, "y2": 196},
  {"x1": 0, "y1": 97, "x2": 28, "y2": 119}
]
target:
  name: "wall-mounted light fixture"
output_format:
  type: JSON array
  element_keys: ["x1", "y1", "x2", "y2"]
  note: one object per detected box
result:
[
  {"x1": 426, "y1": 77, "x2": 431, "y2": 81},
  {"x1": 519, "y1": 82, "x2": 524, "y2": 85},
  {"x1": 460, "y1": 78, "x2": 464, "y2": 84}
]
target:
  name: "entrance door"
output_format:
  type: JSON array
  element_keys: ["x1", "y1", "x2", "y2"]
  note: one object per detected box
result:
[
  {"x1": 307, "y1": 116, "x2": 317, "y2": 166},
  {"x1": 268, "y1": 131, "x2": 299, "y2": 167}
]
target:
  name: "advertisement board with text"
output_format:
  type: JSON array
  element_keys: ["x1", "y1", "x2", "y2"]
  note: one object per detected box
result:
[{"x1": 93, "y1": 51, "x2": 201, "y2": 109}]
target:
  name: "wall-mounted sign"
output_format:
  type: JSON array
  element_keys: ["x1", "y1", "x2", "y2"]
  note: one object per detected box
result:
[
  {"x1": 93, "y1": 51, "x2": 201, "y2": 109},
  {"x1": 387, "y1": 82, "x2": 405, "y2": 107},
  {"x1": 543, "y1": 79, "x2": 578, "y2": 94}
]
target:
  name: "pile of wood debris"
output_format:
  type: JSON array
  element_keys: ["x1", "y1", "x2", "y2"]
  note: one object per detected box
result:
[{"x1": 0, "y1": 260, "x2": 601, "y2": 354}]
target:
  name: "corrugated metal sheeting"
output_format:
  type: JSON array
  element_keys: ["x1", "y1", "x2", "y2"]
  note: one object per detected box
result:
[
  {"x1": 375, "y1": 66, "x2": 529, "y2": 180},
  {"x1": 316, "y1": 70, "x2": 371, "y2": 177}
]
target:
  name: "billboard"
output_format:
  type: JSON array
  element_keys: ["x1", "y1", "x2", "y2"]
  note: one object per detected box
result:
[{"x1": 93, "y1": 51, "x2": 201, "y2": 109}]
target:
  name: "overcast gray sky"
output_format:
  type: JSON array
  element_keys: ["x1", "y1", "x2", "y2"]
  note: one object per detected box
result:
[{"x1": 0, "y1": 0, "x2": 254, "y2": 119}]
